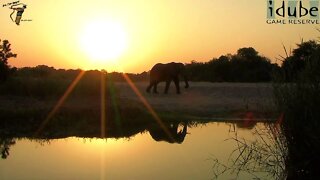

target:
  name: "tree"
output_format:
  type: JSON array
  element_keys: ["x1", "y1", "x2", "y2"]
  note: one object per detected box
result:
[
  {"x1": 281, "y1": 40, "x2": 320, "y2": 81},
  {"x1": 185, "y1": 47, "x2": 276, "y2": 82},
  {"x1": 292, "y1": 40, "x2": 319, "y2": 60},
  {"x1": 231, "y1": 47, "x2": 273, "y2": 82},
  {"x1": 0, "y1": 39, "x2": 17, "y2": 81},
  {"x1": 274, "y1": 41, "x2": 320, "y2": 178},
  {"x1": 237, "y1": 47, "x2": 258, "y2": 59}
]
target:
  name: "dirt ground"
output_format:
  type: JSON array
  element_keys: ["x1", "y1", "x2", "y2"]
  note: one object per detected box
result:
[
  {"x1": 0, "y1": 82, "x2": 276, "y2": 120},
  {"x1": 115, "y1": 82, "x2": 275, "y2": 118}
]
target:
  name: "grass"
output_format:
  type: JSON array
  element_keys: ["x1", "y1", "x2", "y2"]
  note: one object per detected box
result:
[
  {"x1": 270, "y1": 44, "x2": 320, "y2": 178},
  {"x1": 211, "y1": 123, "x2": 287, "y2": 180},
  {"x1": 272, "y1": 50, "x2": 320, "y2": 178},
  {"x1": 210, "y1": 43, "x2": 320, "y2": 179}
]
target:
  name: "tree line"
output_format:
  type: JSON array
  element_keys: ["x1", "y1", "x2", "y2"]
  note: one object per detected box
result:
[
  {"x1": 185, "y1": 47, "x2": 279, "y2": 82},
  {"x1": 1, "y1": 39, "x2": 319, "y2": 83}
]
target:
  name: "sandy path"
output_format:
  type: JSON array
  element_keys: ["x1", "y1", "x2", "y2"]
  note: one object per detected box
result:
[
  {"x1": 115, "y1": 82, "x2": 274, "y2": 117},
  {"x1": 0, "y1": 82, "x2": 275, "y2": 120}
]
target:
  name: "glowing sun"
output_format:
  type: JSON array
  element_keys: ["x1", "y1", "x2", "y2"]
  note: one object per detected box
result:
[{"x1": 79, "y1": 20, "x2": 128, "y2": 63}]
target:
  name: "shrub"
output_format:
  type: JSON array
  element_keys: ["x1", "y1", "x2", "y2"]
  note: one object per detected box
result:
[{"x1": 273, "y1": 41, "x2": 320, "y2": 178}]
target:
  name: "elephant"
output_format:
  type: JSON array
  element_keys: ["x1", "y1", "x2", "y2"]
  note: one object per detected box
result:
[
  {"x1": 146, "y1": 62, "x2": 189, "y2": 94},
  {"x1": 148, "y1": 122, "x2": 188, "y2": 144}
]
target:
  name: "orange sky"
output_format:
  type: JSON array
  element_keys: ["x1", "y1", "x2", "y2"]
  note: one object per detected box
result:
[{"x1": 0, "y1": 0, "x2": 318, "y2": 72}]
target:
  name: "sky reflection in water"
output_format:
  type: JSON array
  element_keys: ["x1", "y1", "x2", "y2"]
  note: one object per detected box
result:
[{"x1": 0, "y1": 122, "x2": 270, "y2": 180}]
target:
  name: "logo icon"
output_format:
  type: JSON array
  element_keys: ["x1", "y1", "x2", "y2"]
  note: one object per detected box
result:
[
  {"x1": 266, "y1": 0, "x2": 320, "y2": 24},
  {"x1": 10, "y1": 3, "x2": 27, "y2": 25},
  {"x1": 2, "y1": 1, "x2": 31, "y2": 26}
]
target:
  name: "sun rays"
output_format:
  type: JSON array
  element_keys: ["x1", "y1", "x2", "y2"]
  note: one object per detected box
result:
[
  {"x1": 34, "y1": 70, "x2": 174, "y2": 141},
  {"x1": 121, "y1": 73, "x2": 175, "y2": 142},
  {"x1": 100, "y1": 71, "x2": 107, "y2": 138},
  {"x1": 34, "y1": 70, "x2": 86, "y2": 137},
  {"x1": 31, "y1": 68, "x2": 177, "y2": 180}
]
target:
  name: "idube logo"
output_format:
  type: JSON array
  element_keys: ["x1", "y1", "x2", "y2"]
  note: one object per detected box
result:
[{"x1": 267, "y1": 0, "x2": 319, "y2": 24}]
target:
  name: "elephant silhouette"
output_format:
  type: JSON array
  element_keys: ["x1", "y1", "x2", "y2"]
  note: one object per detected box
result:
[
  {"x1": 148, "y1": 122, "x2": 188, "y2": 144},
  {"x1": 146, "y1": 62, "x2": 189, "y2": 94}
]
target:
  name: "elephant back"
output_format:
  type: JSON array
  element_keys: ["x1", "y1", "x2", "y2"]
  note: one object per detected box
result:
[
  {"x1": 150, "y1": 63, "x2": 181, "y2": 78},
  {"x1": 150, "y1": 63, "x2": 169, "y2": 80}
]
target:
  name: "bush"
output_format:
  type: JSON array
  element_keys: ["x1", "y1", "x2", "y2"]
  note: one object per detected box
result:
[
  {"x1": 273, "y1": 41, "x2": 320, "y2": 178},
  {"x1": 185, "y1": 47, "x2": 277, "y2": 82},
  {"x1": 0, "y1": 67, "x2": 110, "y2": 99}
]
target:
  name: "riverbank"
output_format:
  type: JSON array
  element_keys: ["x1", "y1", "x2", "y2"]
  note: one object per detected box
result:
[
  {"x1": 1, "y1": 82, "x2": 276, "y2": 120},
  {"x1": 0, "y1": 82, "x2": 277, "y2": 137},
  {"x1": 116, "y1": 82, "x2": 276, "y2": 119}
]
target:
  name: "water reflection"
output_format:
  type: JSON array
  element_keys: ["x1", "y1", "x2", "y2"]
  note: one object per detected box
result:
[
  {"x1": 235, "y1": 121, "x2": 257, "y2": 129},
  {"x1": 0, "y1": 119, "x2": 267, "y2": 161},
  {"x1": 0, "y1": 138, "x2": 15, "y2": 159},
  {"x1": 0, "y1": 119, "x2": 260, "y2": 160},
  {"x1": 0, "y1": 120, "x2": 283, "y2": 179},
  {"x1": 211, "y1": 123, "x2": 286, "y2": 179},
  {"x1": 148, "y1": 122, "x2": 187, "y2": 144}
]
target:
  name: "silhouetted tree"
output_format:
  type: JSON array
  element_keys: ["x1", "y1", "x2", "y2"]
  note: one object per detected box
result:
[
  {"x1": 237, "y1": 47, "x2": 258, "y2": 58},
  {"x1": 274, "y1": 40, "x2": 320, "y2": 178},
  {"x1": 0, "y1": 39, "x2": 17, "y2": 81},
  {"x1": 281, "y1": 40, "x2": 320, "y2": 81},
  {"x1": 185, "y1": 47, "x2": 276, "y2": 82},
  {"x1": 230, "y1": 47, "x2": 274, "y2": 82}
]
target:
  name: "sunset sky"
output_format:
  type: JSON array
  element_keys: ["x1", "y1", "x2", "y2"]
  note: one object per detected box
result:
[{"x1": 0, "y1": 0, "x2": 318, "y2": 72}]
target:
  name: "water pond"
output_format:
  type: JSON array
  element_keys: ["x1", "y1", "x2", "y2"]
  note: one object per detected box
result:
[{"x1": 0, "y1": 122, "x2": 281, "y2": 180}]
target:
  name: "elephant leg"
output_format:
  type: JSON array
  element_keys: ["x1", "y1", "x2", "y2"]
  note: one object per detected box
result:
[
  {"x1": 173, "y1": 78, "x2": 180, "y2": 94},
  {"x1": 164, "y1": 80, "x2": 171, "y2": 94},
  {"x1": 146, "y1": 82, "x2": 154, "y2": 93},
  {"x1": 153, "y1": 82, "x2": 159, "y2": 94}
]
